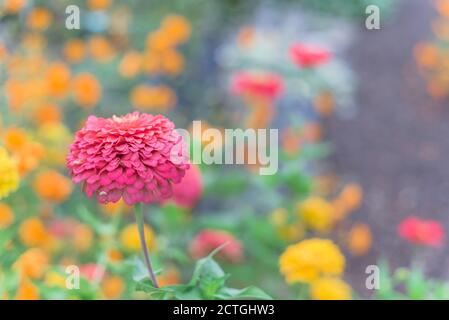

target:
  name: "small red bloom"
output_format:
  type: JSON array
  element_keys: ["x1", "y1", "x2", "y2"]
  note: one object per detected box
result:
[
  {"x1": 398, "y1": 216, "x2": 444, "y2": 247},
  {"x1": 231, "y1": 71, "x2": 284, "y2": 100},
  {"x1": 289, "y1": 43, "x2": 331, "y2": 68},
  {"x1": 189, "y1": 229, "x2": 243, "y2": 263},
  {"x1": 80, "y1": 263, "x2": 106, "y2": 282}
]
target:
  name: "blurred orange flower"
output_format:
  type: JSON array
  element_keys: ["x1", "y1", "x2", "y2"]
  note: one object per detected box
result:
[
  {"x1": 19, "y1": 218, "x2": 50, "y2": 247},
  {"x1": 118, "y1": 51, "x2": 142, "y2": 78},
  {"x1": 63, "y1": 39, "x2": 86, "y2": 64},
  {"x1": 27, "y1": 8, "x2": 53, "y2": 30},
  {"x1": 160, "y1": 50, "x2": 184, "y2": 75},
  {"x1": 15, "y1": 279, "x2": 40, "y2": 300},
  {"x1": 313, "y1": 91, "x2": 335, "y2": 117},
  {"x1": 34, "y1": 104, "x2": 61, "y2": 125},
  {"x1": 87, "y1": 0, "x2": 112, "y2": 10},
  {"x1": 161, "y1": 15, "x2": 191, "y2": 45},
  {"x1": 102, "y1": 276, "x2": 125, "y2": 299},
  {"x1": 88, "y1": 36, "x2": 115, "y2": 63},
  {"x1": 0, "y1": 203, "x2": 14, "y2": 228},
  {"x1": 346, "y1": 223, "x2": 372, "y2": 256},
  {"x1": 45, "y1": 62, "x2": 71, "y2": 98},
  {"x1": 13, "y1": 248, "x2": 49, "y2": 279},
  {"x1": 3, "y1": 0, "x2": 27, "y2": 14},
  {"x1": 130, "y1": 85, "x2": 176, "y2": 111},
  {"x1": 3, "y1": 127, "x2": 27, "y2": 152},
  {"x1": 72, "y1": 73, "x2": 102, "y2": 108},
  {"x1": 33, "y1": 170, "x2": 72, "y2": 203}
]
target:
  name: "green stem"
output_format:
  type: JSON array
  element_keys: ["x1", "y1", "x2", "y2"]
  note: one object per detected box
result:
[{"x1": 134, "y1": 203, "x2": 159, "y2": 288}]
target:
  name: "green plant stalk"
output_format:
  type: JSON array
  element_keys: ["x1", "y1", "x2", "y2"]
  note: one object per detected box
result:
[{"x1": 134, "y1": 203, "x2": 159, "y2": 288}]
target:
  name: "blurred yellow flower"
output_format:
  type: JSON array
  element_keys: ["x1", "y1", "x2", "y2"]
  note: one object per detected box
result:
[
  {"x1": 13, "y1": 248, "x2": 49, "y2": 279},
  {"x1": 270, "y1": 208, "x2": 288, "y2": 226},
  {"x1": 102, "y1": 276, "x2": 125, "y2": 299},
  {"x1": 27, "y1": 8, "x2": 53, "y2": 30},
  {"x1": 0, "y1": 203, "x2": 14, "y2": 228},
  {"x1": 346, "y1": 223, "x2": 372, "y2": 256},
  {"x1": 120, "y1": 223, "x2": 156, "y2": 252},
  {"x1": 279, "y1": 238, "x2": 345, "y2": 283},
  {"x1": 297, "y1": 197, "x2": 334, "y2": 232},
  {"x1": 44, "y1": 271, "x2": 66, "y2": 288},
  {"x1": 310, "y1": 277, "x2": 352, "y2": 300},
  {"x1": 37, "y1": 123, "x2": 72, "y2": 167},
  {"x1": 0, "y1": 147, "x2": 19, "y2": 199},
  {"x1": 63, "y1": 39, "x2": 86, "y2": 64},
  {"x1": 33, "y1": 170, "x2": 72, "y2": 203}
]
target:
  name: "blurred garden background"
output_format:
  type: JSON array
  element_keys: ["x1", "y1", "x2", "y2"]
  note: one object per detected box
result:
[{"x1": 1, "y1": 0, "x2": 449, "y2": 300}]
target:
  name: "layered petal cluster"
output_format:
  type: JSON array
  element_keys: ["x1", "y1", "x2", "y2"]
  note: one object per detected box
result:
[
  {"x1": 67, "y1": 112, "x2": 189, "y2": 205},
  {"x1": 279, "y1": 238, "x2": 345, "y2": 284}
]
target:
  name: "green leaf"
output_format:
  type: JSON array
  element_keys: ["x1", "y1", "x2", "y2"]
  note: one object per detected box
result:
[{"x1": 216, "y1": 286, "x2": 273, "y2": 300}]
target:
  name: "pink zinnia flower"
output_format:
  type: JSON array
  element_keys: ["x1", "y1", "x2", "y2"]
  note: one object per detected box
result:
[
  {"x1": 80, "y1": 263, "x2": 106, "y2": 282},
  {"x1": 189, "y1": 229, "x2": 243, "y2": 263},
  {"x1": 289, "y1": 43, "x2": 331, "y2": 68},
  {"x1": 166, "y1": 164, "x2": 203, "y2": 210},
  {"x1": 231, "y1": 71, "x2": 284, "y2": 100},
  {"x1": 67, "y1": 112, "x2": 189, "y2": 205},
  {"x1": 398, "y1": 216, "x2": 444, "y2": 247}
]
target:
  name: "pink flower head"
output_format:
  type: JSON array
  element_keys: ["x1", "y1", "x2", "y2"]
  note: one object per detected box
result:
[
  {"x1": 231, "y1": 71, "x2": 284, "y2": 100},
  {"x1": 166, "y1": 164, "x2": 203, "y2": 210},
  {"x1": 398, "y1": 216, "x2": 444, "y2": 247},
  {"x1": 189, "y1": 229, "x2": 243, "y2": 263},
  {"x1": 289, "y1": 43, "x2": 332, "y2": 68},
  {"x1": 80, "y1": 263, "x2": 106, "y2": 282},
  {"x1": 48, "y1": 218, "x2": 78, "y2": 238},
  {"x1": 67, "y1": 112, "x2": 189, "y2": 205}
]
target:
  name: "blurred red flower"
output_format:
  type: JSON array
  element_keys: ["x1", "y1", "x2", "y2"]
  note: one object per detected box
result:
[
  {"x1": 289, "y1": 43, "x2": 331, "y2": 68},
  {"x1": 167, "y1": 164, "x2": 203, "y2": 210},
  {"x1": 398, "y1": 216, "x2": 444, "y2": 247},
  {"x1": 231, "y1": 71, "x2": 284, "y2": 99},
  {"x1": 189, "y1": 229, "x2": 243, "y2": 263}
]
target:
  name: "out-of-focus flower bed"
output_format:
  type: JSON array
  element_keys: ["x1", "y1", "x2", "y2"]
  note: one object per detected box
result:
[{"x1": 1, "y1": 0, "x2": 445, "y2": 300}]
